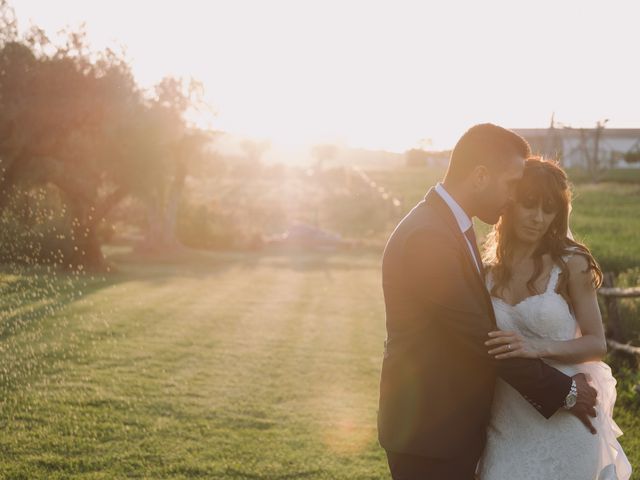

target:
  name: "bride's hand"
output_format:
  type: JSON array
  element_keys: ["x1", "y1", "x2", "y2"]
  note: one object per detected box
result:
[{"x1": 485, "y1": 330, "x2": 545, "y2": 359}]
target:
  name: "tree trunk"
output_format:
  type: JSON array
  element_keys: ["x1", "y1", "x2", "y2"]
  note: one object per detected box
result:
[
  {"x1": 69, "y1": 222, "x2": 106, "y2": 272},
  {"x1": 162, "y1": 160, "x2": 186, "y2": 245},
  {"x1": 145, "y1": 194, "x2": 165, "y2": 244},
  {"x1": 138, "y1": 161, "x2": 186, "y2": 254},
  {"x1": 67, "y1": 187, "x2": 127, "y2": 272},
  {"x1": 0, "y1": 157, "x2": 22, "y2": 212}
]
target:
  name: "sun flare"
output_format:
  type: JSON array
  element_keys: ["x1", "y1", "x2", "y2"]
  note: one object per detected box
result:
[{"x1": 12, "y1": 0, "x2": 640, "y2": 154}]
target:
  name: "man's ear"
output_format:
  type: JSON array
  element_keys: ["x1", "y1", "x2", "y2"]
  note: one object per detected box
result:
[{"x1": 471, "y1": 165, "x2": 491, "y2": 191}]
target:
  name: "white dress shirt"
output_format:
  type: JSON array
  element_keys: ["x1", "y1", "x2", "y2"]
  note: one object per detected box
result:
[{"x1": 434, "y1": 182, "x2": 482, "y2": 273}]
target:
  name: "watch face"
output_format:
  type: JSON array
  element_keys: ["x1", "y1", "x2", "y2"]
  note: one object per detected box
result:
[{"x1": 566, "y1": 394, "x2": 577, "y2": 408}]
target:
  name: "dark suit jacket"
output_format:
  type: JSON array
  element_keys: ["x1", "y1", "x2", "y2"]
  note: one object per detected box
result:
[{"x1": 378, "y1": 188, "x2": 572, "y2": 459}]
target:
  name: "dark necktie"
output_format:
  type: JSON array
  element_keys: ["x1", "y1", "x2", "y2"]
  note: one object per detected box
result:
[{"x1": 464, "y1": 226, "x2": 483, "y2": 273}]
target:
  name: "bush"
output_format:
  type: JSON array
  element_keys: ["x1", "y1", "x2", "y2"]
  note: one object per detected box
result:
[
  {"x1": 616, "y1": 267, "x2": 640, "y2": 345},
  {"x1": 176, "y1": 199, "x2": 247, "y2": 250},
  {"x1": 321, "y1": 189, "x2": 393, "y2": 237},
  {"x1": 0, "y1": 186, "x2": 74, "y2": 267},
  {"x1": 609, "y1": 362, "x2": 640, "y2": 409}
]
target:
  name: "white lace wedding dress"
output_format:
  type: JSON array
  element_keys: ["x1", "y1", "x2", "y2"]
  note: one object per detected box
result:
[{"x1": 478, "y1": 257, "x2": 632, "y2": 480}]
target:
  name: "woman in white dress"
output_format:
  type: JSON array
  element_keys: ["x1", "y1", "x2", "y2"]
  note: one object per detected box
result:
[{"x1": 477, "y1": 157, "x2": 631, "y2": 480}]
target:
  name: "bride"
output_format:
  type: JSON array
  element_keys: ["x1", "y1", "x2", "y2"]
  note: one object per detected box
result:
[{"x1": 477, "y1": 157, "x2": 631, "y2": 480}]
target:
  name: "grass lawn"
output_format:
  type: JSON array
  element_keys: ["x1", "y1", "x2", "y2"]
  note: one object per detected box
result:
[
  {"x1": 1, "y1": 247, "x2": 638, "y2": 478},
  {"x1": 570, "y1": 182, "x2": 640, "y2": 272},
  {"x1": 1, "y1": 249, "x2": 389, "y2": 479}
]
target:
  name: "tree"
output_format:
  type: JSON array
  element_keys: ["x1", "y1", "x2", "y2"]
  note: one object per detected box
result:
[
  {"x1": 0, "y1": 25, "x2": 146, "y2": 270},
  {"x1": 623, "y1": 149, "x2": 640, "y2": 164},
  {"x1": 0, "y1": 0, "x2": 17, "y2": 44},
  {"x1": 404, "y1": 148, "x2": 429, "y2": 167},
  {"x1": 578, "y1": 119, "x2": 609, "y2": 182},
  {"x1": 135, "y1": 78, "x2": 213, "y2": 253},
  {"x1": 0, "y1": 11, "x2": 210, "y2": 269},
  {"x1": 0, "y1": 2, "x2": 214, "y2": 268}
]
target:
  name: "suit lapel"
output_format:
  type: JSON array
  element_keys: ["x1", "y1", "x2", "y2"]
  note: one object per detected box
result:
[{"x1": 423, "y1": 188, "x2": 495, "y2": 315}]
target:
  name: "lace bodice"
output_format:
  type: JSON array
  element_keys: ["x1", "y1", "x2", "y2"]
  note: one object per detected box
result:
[{"x1": 488, "y1": 260, "x2": 579, "y2": 344}]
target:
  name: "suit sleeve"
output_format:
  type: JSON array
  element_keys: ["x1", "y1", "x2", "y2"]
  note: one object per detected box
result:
[{"x1": 404, "y1": 228, "x2": 572, "y2": 418}]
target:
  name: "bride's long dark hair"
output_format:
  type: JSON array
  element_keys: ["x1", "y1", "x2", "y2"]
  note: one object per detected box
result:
[{"x1": 482, "y1": 157, "x2": 602, "y2": 303}]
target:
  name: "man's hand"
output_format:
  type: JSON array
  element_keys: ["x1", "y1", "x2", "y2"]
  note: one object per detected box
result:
[{"x1": 568, "y1": 373, "x2": 598, "y2": 434}]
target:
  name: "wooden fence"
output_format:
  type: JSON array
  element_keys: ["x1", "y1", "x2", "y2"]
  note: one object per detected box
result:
[{"x1": 599, "y1": 272, "x2": 640, "y2": 367}]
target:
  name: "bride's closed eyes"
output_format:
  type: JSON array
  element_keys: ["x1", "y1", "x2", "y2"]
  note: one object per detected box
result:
[{"x1": 518, "y1": 194, "x2": 558, "y2": 214}]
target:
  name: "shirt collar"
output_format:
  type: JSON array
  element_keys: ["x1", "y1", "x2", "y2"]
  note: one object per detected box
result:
[{"x1": 434, "y1": 182, "x2": 473, "y2": 233}]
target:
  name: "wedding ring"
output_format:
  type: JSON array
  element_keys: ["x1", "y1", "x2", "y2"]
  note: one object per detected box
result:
[{"x1": 507, "y1": 344, "x2": 512, "y2": 351}]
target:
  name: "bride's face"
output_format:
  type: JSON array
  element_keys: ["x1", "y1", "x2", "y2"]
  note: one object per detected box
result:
[{"x1": 511, "y1": 193, "x2": 558, "y2": 244}]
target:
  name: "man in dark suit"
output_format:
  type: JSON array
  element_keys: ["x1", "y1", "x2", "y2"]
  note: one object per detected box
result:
[{"x1": 378, "y1": 124, "x2": 597, "y2": 479}]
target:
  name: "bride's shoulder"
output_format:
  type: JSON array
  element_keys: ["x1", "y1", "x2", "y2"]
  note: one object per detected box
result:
[
  {"x1": 567, "y1": 254, "x2": 590, "y2": 274},
  {"x1": 562, "y1": 252, "x2": 595, "y2": 291},
  {"x1": 556, "y1": 246, "x2": 585, "y2": 268},
  {"x1": 560, "y1": 247, "x2": 589, "y2": 270}
]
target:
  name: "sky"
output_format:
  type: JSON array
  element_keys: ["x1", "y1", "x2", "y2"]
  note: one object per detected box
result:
[{"x1": 11, "y1": 0, "x2": 640, "y2": 153}]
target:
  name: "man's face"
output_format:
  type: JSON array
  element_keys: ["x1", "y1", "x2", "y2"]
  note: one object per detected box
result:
[{"x1": 476, "y1": 155, "x2": 525, "y2": 225}]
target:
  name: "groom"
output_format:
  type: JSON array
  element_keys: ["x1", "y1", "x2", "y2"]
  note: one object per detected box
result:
[{"x1": 378, "y1": 124, "x2": 598, "y2": 479}]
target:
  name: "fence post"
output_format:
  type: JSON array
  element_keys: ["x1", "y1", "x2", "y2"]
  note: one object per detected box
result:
[{"x1": 602, "y1": 272, "x2": 623, "y2": 341}]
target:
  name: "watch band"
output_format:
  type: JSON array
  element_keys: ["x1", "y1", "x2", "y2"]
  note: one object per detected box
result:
[{"x1": 563, "y1": 378, "x2": 578, "y2": 409}]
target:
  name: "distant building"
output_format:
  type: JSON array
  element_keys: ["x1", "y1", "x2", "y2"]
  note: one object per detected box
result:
[{"x1": 514, "y1": 125, "x2": 640, "y2": 168}]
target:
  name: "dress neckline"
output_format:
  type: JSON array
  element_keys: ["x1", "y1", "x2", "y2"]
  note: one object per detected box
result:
[
  {"x1": 489, "y1": 263, "x2": 562, "y2": 309},
  {"x1": 492, "y1": 291, "x2": 551, "y2": 309}
]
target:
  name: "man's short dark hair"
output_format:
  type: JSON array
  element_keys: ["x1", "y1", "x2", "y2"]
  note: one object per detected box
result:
[{"x1": 444, "y1": 123, "x2": 531, "y2": 182}]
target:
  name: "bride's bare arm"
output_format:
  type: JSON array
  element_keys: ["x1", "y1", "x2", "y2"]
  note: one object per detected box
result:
[
  {"x1": 543, "y1": 254, "x2": 607, "y2": 362},
  {"x1": 486, "y1": 254, "x2": 607, "y2": 363}
]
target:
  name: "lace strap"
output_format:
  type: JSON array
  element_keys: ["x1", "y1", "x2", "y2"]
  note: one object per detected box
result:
[
  {"x1": 546, "y1": 251, "x2": 576, "y2": 293},
  {"x1": 545, "y1": 263, "x2": 562, "y2": 294}
]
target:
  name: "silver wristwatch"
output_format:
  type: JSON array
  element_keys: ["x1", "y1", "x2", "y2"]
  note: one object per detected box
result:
[{"x1": 563, "y1": 379, "x2": 578, "y2": 409}]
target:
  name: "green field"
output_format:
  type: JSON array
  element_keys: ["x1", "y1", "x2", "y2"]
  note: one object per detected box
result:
[{"x1": 1, "y1": 246, "x2": 638, "y2": 479}]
